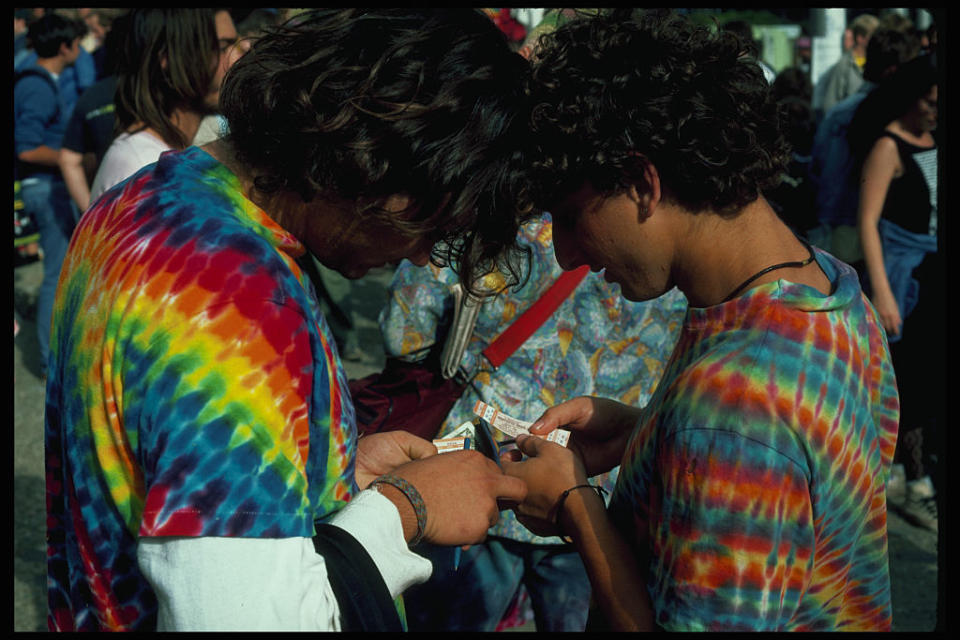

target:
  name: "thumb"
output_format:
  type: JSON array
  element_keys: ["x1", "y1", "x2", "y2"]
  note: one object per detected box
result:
[
  {"x1": 395, "y1": 431, "x2": 439, "y2": 460},
  {"x1": 514, "y1": 433, "x2": 546, "y2": 457}
]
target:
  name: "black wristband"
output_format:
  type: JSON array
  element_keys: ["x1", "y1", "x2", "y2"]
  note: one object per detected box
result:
[{"x1": 554, "y1": 483, "x2": 608, "y2": 544}]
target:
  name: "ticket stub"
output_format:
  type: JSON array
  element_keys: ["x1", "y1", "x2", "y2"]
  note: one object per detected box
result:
[
  {"x1": 472, "y1": 400, "x2": 570, "y2": 448},
  {"x1": 545, "y1": 429, "x2": 570, "y2": 447},
  {"x1": 433, "y1": 437, "x2": 468, "y2": 454}
]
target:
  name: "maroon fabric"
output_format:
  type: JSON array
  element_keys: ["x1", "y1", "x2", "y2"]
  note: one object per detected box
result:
[{"x1": 350, "y1": 357, "x2": 466, "y2": 439}]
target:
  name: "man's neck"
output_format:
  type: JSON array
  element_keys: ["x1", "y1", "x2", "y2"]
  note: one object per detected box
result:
[
  {"x1": 36, "y1": 55, "x2": 66, "y2": 77},
  {"x1": 672, "y1": 198, "x2": 826, "y2": 307}
]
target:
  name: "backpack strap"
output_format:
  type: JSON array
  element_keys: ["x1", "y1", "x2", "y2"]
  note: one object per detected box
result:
[
  {"x1": 311, "y1": 523, "x2": 404, "y2": 631},
  {"x1": 14, "y1": 68, "x2": 59, "y2": 95}
]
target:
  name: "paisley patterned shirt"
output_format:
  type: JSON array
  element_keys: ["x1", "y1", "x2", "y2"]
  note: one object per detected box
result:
[
  {"x1": 45, "y1": 147, "x2": 358, "y2": 630},
  {"x1": 609, "y1": 250, "x2": 899, "y2": 631},
  {"x1": 380, "y1": 214, "x2": 688, "y2": 544}
]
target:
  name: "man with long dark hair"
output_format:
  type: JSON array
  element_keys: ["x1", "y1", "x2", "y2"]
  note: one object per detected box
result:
[{"x1": 45, "y1": 9, "x2": 531, "y2": 631}]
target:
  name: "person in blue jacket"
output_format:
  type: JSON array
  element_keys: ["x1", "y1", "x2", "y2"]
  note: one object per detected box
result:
[{"x1": 14, "y1": 13, "x2": 86, "y2": 378}]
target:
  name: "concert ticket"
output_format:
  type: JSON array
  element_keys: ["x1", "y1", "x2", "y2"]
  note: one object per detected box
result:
[{"x1": 472, "y1": 400, "x2": 570, "y2": 447}]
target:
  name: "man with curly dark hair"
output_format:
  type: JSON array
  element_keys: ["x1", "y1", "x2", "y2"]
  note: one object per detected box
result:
[
  {"x1": 44, "y1": 9, "x2": 530, "y2": 631},
  {"x1": 502, "y1": 9, "x2": 899, "y2": 631}
]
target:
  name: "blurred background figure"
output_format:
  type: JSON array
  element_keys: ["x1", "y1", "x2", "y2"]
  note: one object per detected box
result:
[
  {"x1": 765, "y1": 66, "x2": 818, "y2": 237},
  {"x1": 722, "y1": 19, "x2": 777, "y2": 83},
  {"x1": 192, "y1": 9, "x2": 250, "y2": 146},
  {"x1": 75, "y1": 8, "x2": 126, "y2": 80},
  {"x1": 812, "y1": 13, "x2": 878, "y2": 122},
  {"x1": 849, "y1": 55, "x2": 940, "y2": 534},
  {"x1": 89, "y1": 8, "x2": 241, "y2": 200},
  {"x1": 807, "y1": 18, "x2": 921, "y2": 276},
  {"x1": 235, "y1": 7, "x2": 280, "y2": 41},
  {"x1": 16, "y1": 9, "x2": 97, "y2": 123},
  {"x1": 14, "y1": 8, "x2": 36, "y2": 67},
  {"x1": 14, "y1": 12, "x2": 87, "y2": 378},
  {"x1": 58, "y1": 10, "x2": 129, "y2": 214}
]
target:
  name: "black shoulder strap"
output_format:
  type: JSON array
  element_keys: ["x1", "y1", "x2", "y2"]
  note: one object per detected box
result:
[
  {"x1": 311, "y1": 522, "x2": 404, "y2": 632},
  {"x1": 15, "y1": 68, "x2": 59, "y2": 95}
]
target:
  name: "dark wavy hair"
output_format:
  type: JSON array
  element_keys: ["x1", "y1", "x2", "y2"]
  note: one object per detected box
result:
[
  {"x1": 526, "y1": 9, "x2": 790, "y2": 216},
  {"x1": 113, "y1": 9, "x2": 220, "y2": 150},
  {"x1": 848, "y1": 55, "x2": 937, "y2": 162},
  {"x1": 27, "y1": 14, "x2": 86, "y2": 58},
  {"x1": 219, "y1": 8, "x2": 534, "y2": 296},
  {"x1": 862, "y1": 25, "x2": 921, "y2": 84}
]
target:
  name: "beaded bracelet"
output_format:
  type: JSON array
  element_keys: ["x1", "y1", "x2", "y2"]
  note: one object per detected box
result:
[
  {"x1": 370, "y1": 474, "x2": 427, "y2": 547},
  {"x1": 554, "y1": 483, "x2": 608, "y2": 544}
]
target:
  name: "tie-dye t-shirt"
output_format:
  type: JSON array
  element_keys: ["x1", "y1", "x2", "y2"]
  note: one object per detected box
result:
[
  {"x1": 608, "y1": 250, "x2": 899, "y2": 631},
  {"x1": 379, "y1": 214, "x2": 688, "y2": 543},
  {"x1": 45, "y1": 147, "x2": 358, "y2": 631}
]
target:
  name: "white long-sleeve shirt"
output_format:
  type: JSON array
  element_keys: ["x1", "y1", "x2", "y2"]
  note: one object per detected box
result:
[{"x1": 137, "y1": 488, "x2": 432, "y2": 631}]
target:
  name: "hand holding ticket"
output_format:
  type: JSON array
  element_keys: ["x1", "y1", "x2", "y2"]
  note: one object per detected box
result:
[
  {"x1": 432, "y1": 401, "x2": 572, "y2": 456},
  {"x1": 472, "y1": 400, "x2": 570, "y2": 447}
]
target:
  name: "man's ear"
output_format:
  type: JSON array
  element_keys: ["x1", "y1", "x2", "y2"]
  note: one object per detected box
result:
[{"x1": 625, "y1": 155, "x2": 662, "y2": 221}]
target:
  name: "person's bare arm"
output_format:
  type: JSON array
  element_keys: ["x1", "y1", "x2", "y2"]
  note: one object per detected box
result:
[
  {"x1": 557, "y1": 478, "x2": 655, "y2": 630},
  {"x1": 59, "y1": 147, "x2": 92, "y2": 212},
  {"x1": 502, "y1": 435, "x2": 655, "y2": 631},
  {"x1": 19, "y1": 145, "x2": 61, "y2": 168},
  {"x1": 857, "y1": 136, "x2": 902, "y2": 335}
]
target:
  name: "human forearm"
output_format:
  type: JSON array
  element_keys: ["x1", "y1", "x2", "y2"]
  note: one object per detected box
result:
[
  {"x1": 857, "y1": 137, "x2": 898, "y2": 301},
  {"x1": 19, "y1": 145, "x2": 61, "y2": 168},
  {"x1": 858, "y1": 219, "x2": 892, "y2": 298},
  {"x1": 59, "y1": 148, "x2": 92, "y2": 212},
  {"x1": 559, "y1": 487, "x2": 656, "y2": 631},
  {"x1": 504, "y1": 434, "x2": 655, "y2": 630}
]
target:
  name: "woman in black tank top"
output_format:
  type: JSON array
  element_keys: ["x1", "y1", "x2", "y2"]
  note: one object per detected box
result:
[{"x1": 851, "y1": 54, "x2": 940, "y2": 533}]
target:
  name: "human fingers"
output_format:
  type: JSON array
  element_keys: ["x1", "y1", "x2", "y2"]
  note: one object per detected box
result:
[
  {"x1": 514, "y1": 432, "x2": 548, "y2": 456},
  {"x1": 500, "y1": 448, "x2": 523, "y2": 463},
  {"x1": 528, "y1": 397, "x2": 595, "y2": 435},
  {"x1": 493, "y1": 471, "x2": 527, "y2": 505}
]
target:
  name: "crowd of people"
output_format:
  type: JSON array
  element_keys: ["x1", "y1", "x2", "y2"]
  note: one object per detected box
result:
[{"x1": 13, "y1": 7, "x2": 940, "y2": 633}]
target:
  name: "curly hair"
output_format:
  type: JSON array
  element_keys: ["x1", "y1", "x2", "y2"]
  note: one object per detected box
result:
[
  {"x1": 219, "y1": 8, "x2": 534, "y2": 297},
  {"x1": 526, "y1": 9, "x2": 790, "y2": 216}
]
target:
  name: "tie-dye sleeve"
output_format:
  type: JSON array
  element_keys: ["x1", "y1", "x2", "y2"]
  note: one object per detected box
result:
[
  {"x1": 132, "y1": 297, "x2": 321, "y2": 539},
  {"x1": 650, "y1": 427, "x2": 814, "y2": 631}
]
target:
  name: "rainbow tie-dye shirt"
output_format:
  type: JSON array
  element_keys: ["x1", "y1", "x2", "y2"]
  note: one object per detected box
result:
[
  {"x1": 608, "y1": 250, "x2": 899, "y2": 631},
  {"x1": 45, "y1": 147, "x2": 358, "y2": 631}
]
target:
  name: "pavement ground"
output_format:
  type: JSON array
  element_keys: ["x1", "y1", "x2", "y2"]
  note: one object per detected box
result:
[{"x1": 13, "y1": 257, "x2": 941, "y2": 631}]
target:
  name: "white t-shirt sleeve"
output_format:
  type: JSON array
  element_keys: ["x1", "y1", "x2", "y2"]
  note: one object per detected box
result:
[
  {"x1": 137, "y1": 488, "x2": 432, "y2": 631},
  {"x1": 90, "y1": 131, "x2": 172, "y2": 202}
]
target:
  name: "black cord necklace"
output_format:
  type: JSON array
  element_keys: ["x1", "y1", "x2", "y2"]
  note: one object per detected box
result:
[{"x1": 721, "y1": 237, "x2": 816, "y2": 303}]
